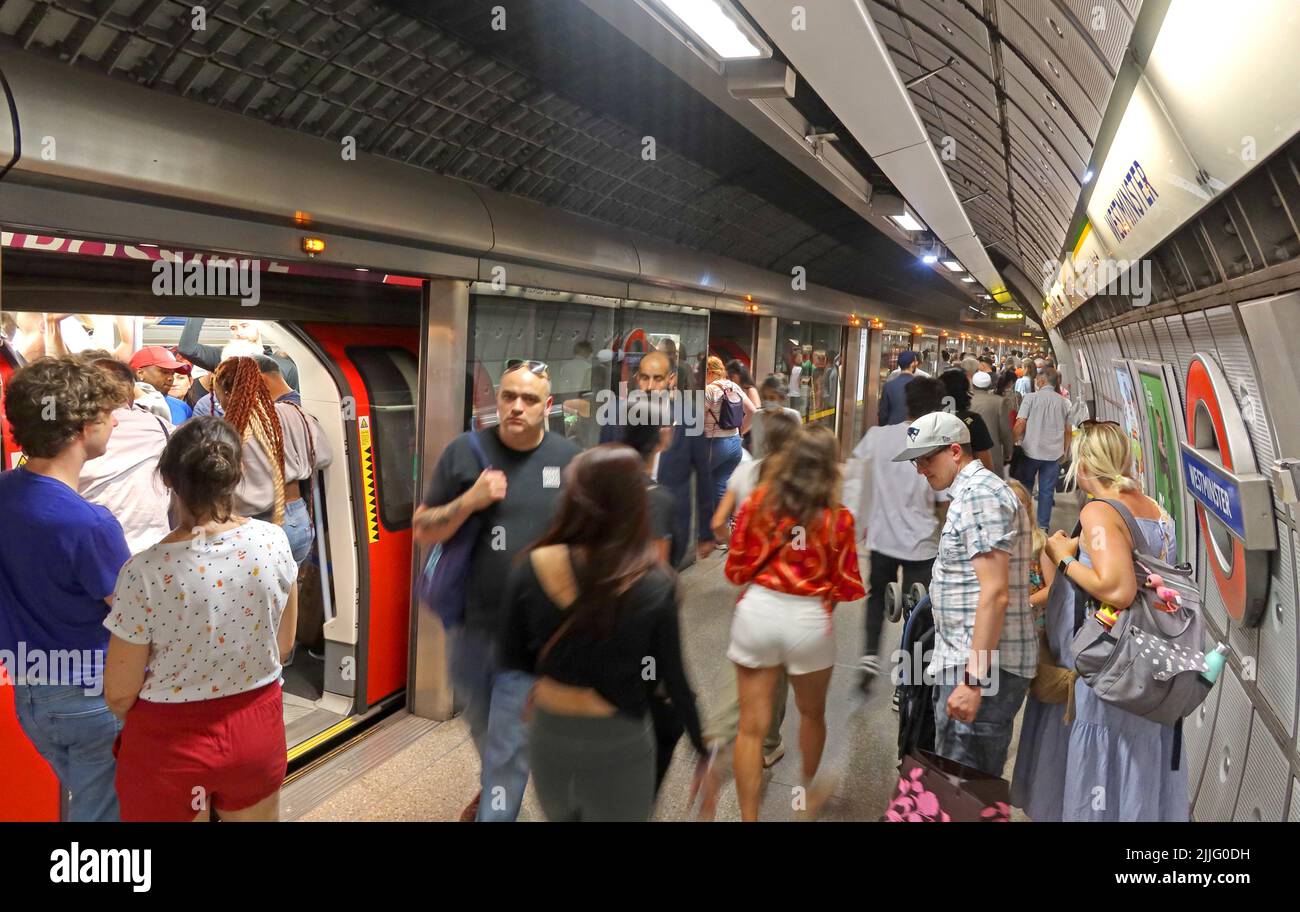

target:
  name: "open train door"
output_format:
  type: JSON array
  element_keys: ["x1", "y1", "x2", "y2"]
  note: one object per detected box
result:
[
  {"x1": 0, "y1": 334, "x2": 63, "y2": 821},
  {"x1": 291, "y1": 322, "x2": 421, "y2": 730}
]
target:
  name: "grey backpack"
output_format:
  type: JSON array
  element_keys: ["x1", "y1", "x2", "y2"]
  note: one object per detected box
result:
[{"x1": 1070, "y1": 499, "x2": 1214, "y2": 728}]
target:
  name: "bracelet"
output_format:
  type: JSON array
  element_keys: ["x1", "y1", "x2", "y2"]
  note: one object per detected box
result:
[{"x1": 1058, "y1": 555, "x2": 1076, "y2": 576}]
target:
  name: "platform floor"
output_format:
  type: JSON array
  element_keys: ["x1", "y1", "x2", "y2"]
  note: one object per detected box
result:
[{"x1": 291, "y1": 490, "x2": 1082, "y2": 822}]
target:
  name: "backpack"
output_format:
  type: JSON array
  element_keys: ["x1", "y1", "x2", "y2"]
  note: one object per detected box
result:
[
  {"x1": 417, "y1": 431, "x2": 491, "y2": 629},
  {"x1": 1070, "y1": 499, "x2": 1213, "y2": 728},
  {"x1": 711, "y1": 382, "x2": 745, "y2": 431}
]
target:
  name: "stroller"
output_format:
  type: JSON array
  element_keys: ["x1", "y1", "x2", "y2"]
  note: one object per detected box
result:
[{"x1": 895, "y1": 590, "x2": 936, "y2": 759}]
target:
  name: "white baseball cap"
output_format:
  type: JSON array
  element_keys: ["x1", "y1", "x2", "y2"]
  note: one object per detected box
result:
[
  {"x1": 972, "y1": 371, "x2": 992, "y2": 389},
  {"x1": 892, "y1": 411, "x2": 971, "y2": 462}
]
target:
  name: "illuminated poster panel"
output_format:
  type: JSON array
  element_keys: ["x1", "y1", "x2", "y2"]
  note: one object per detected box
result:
[
  {"x1": 1112, "y1": 360, "x2": 1150, "y2": 496},
  {"x1": 1133, "y1": 360, "x2": 1195, "y2": 568}
]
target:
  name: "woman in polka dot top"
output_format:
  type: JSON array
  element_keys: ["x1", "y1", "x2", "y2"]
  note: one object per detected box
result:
[{"x1": 103, "y1": 416, "x2": 298, "y2": 822}]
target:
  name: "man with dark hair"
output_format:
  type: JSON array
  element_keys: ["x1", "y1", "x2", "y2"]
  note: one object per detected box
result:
[
  {"x1": 878, "y1": 350, "x2": 918, "y2": 426},
  {"x1": 0, "y1": 357, "x2": 132, "y2": 820},
  {"x1": 853, "y1": 376, "x2": 948, "y2": 693}
]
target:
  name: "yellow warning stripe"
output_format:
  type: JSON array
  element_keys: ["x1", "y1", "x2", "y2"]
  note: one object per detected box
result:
[
  {"x1": 358, "y1": 416, "x2": 379, "y2": 543},
  {"x1": 806, "y1": 407, "x2": 837, "y2": 422},
  {"x1": 287, "y1": 717, "x2": 357, "y2": 763}
]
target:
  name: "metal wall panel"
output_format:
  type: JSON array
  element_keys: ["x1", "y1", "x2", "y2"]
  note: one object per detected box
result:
[
  {"x1": 1183, "y1": 673, "x2": 1221, "y2": 809},
  {"x1": 1225, "y1": 588, "x2": 1260, "y2": 679},
  {"x1": 1234, "y1": 721, "x2": 1291, "y2": 821},
  {"x1": 1138, "y1": 322, "x2": 1161, "y2": 360},
  {"x1": 1150, "y1": 319, "x2": 1178, "y2": 371},
  {"x1": 1259, "y1": 522, "x2": 1298, "y2": 740},
  {"x1": 1200, "y1": 538, "x2": 1230, "y2": 635},
  {"x1": 1193, "y1": 671, "x2": 1252, "y2": 822},
  {"x1": 1063, "y1": 0, "x2": 1137, "y2": 72},
  {"x1": 1204, "y1": 305, "x2": 1277, "y2": 473},
  {"x1": 1162, "y1": 315, "x2": 1195, "y2": 406}
]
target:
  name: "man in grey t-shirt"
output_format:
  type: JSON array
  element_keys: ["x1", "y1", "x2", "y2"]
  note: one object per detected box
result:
[{"x1": 1012, "y1": 368, "x2": 1073, "y2": 529}]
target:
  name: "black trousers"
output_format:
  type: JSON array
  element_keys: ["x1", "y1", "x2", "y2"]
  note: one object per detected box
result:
[{"x1": 865, "y1": 552, "x2": 934, "y2": 657}]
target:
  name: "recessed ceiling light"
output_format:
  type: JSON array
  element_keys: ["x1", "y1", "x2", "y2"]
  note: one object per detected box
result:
[
  {"x1": 942, "y1": 260, "x2": 963, "y2": 272},
  {"x1": 1083, "y1": 169, "x2": 1095, "y2": 183},
  {"x1": 961, "y1": 276, "x2": 976, "y2": 283},
  {"x1": 656, "y1": 0, "x2": 766, "y2": 60},
  {"x1": 890, "y1": 211, "x2": 925, "y2": 231}
]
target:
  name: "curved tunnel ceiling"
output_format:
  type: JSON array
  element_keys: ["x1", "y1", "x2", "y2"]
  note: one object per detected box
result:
[
  {"x1": 864, "y1": 0, "x2": 1144, "y2": 287},
  {"x1": 0, "y1": 0, "x2": 982, "y2": 321}
]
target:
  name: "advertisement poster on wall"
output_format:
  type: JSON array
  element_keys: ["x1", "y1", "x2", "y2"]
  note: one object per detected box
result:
[
  {"x1": 1133, "y1": 360, "x2": 1195, "y2": 568},
  {"x1": 1112, "y1": 360, "x2": 1149, "y2": 496}
]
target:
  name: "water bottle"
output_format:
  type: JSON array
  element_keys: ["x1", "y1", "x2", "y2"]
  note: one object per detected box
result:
[{"x1": 1202, "y1": 643, "x2": 1229, "y2": 684}]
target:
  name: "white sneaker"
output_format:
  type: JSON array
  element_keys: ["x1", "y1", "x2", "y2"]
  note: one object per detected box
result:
[{"x1": 762, "y1": 742, "x2": 786, "y2": 768}]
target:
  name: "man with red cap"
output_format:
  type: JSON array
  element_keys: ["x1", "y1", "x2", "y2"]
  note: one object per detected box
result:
[{"x1": 129, "y1": 345, "x2": 193, "y2": 426}]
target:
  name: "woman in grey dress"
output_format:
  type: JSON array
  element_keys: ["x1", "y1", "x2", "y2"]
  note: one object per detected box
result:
[{"x1": 1012, "y1": 422, "x2": 1187, "y2": 821}]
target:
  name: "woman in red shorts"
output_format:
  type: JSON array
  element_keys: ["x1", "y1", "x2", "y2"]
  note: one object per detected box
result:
[{"x1": 104, "y1": 416, "x2": 298, "y2": 821}]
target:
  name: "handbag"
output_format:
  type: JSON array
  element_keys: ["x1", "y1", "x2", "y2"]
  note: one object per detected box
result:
[
  {"x1": 417, "y1": 431, "x2": 491, "y2": 628},
  {"x1": 1069, "y1": 499, "x2": 1213, "y2": 729},
  {"x1": 882, "y1": 750, "x2": 1011, "y2": 822}
]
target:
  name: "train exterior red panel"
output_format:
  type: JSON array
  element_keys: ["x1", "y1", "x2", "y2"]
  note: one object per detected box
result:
[
  {"x1": 300, "y1": 324, "x2": 418, "y2": 708},
  {"x1": 0, "y1": 349, "x2": 63, "y2": 821}
]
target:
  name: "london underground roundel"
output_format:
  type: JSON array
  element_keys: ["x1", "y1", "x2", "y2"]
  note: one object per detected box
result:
[{"x1": 1182, "y1": 353, "x2": 1275, "y2": 625}]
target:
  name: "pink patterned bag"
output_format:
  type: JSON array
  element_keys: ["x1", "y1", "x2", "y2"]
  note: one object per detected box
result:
[{"x1": 882, "y1": 750, "x2": 1011, "y2": 822}]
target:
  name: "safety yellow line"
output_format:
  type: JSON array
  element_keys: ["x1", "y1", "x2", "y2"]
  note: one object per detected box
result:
[
  {"x1": 806, "y1": 407, "x2": 837, "y2": 422},
  {"x1": 287, "y1": 717, "x2": 358, "y2": 762}
]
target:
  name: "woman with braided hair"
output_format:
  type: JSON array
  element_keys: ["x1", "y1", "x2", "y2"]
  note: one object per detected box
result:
[
  {"x1": 213, "y1": 355, "x2": 332, "y2": 569},
  {"x1": 213, "y1": 356, "x2": 287, "y2": 526}
]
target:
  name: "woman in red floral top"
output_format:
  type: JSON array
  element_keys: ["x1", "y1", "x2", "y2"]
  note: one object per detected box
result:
[{"x1": 724, "y1": 425, "x2": 864, "y2": 820}]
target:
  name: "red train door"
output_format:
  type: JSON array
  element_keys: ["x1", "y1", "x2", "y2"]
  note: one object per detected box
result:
[
  {"x1": 0, "y1": 340, "x2": 63, "y2": 821},
  {"x1": 296, "y1": 324, "x2": 420, "y2": 709}
]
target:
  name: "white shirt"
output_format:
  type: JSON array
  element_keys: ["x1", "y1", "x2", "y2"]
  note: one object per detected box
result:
[
  {"x1": 105, "y1": 519, "x2": 297, "y2": 703},
  {"x1": 853, "y1": 421, "x2": 944, "y2": 562},
  {"x1": 888, "y1": 367, "x2": 931, "y2": 379},
  {"x1": 78, "y1": 405, "x2": 172, "y2": 554},
  {"x1": 727, "y1": 458, "x2": 761, "y2": 508}
]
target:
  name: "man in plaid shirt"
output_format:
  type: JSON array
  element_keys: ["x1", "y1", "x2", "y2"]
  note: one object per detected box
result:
[{"x1": 894, "y1": 411, "x2": 1036, "y2": 776}]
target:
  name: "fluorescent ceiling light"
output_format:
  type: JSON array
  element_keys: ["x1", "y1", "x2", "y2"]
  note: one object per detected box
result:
[
  {"x1": 658, "y1": 0, "x2": 765, "y2": 59},
  {"x1": 1082, "y1": 169, "x2": 1095, "y2": 183},
  {"x1": 960, "y1": 276, "x2": 976, "y2": 283},
  {"x1": 921, "y1": 252, "x2": 939, "y2": 264},
  {"x1": 942, "y1": 260, "x2": 963, "y2": 272},
  {"x1": 890, "y1": 212, "x2": 924, "y2": 231}
]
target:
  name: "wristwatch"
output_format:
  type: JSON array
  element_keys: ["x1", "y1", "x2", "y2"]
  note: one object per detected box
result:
[
  {"x1": 961, "y1": 669, "x2": 984, "y2": 688},
  {"x1": 1058, "y1": 555, "x2": 1076, "y2": 576}
]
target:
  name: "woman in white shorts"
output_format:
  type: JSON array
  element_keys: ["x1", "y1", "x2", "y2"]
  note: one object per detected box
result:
[{"x1": 724, "y1": 425, "x2": 865, "y2": 821}]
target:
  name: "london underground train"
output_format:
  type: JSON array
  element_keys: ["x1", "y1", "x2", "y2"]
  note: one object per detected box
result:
[{"x1": 1, "y1": 1, "x2": 1299, "y2": 825}]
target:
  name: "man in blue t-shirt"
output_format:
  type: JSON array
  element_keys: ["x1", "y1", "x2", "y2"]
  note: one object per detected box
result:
[{"x1": 0, "y1": 357, "x2": 132, "y2": 821}]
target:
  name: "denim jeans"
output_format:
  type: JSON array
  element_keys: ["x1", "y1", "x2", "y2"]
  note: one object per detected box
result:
[
  {"x1": 932, "y1": 671, "x2": 1030, "y2": 777},
  {"x1": 708, "y1": 434, "x2": 743, "y2": 514},
  {"x1": 12, "y1": 684, "x2": 122, "y2": 821},
  {"x1": 449, "y1": 625, "x2": 534, "y2": 822},
  {"x1": 1016, "y1": 457, "x2": 1061, "y2": 529},
  {"x1": 282, "y1": 498, "x2": 315, "y2": 565}
]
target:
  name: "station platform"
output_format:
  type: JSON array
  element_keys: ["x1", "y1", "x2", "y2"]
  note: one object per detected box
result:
[{"x1": 285, "y1": 491, "x2": 1084, "y2": 823}]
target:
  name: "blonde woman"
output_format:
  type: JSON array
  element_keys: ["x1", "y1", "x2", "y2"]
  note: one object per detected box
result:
[
  {"x1": 703, "y1": 355, "x2": 756, "y2": 517},
  {"x1": 1011, "y1": 421, "x2": 1185, "y2": 821}
]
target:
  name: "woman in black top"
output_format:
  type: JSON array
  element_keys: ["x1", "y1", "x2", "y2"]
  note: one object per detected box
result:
[
  {"x1": 940, "y1": 369, "x2": 997, "y2": 472},
  {"x1": 501, "y1": 444, "x2": 709, "y2": 821}
]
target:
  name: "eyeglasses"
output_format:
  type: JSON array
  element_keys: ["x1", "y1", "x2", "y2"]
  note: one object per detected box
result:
[
  {"x1": 503, "y1": 359, "x2": 550, "y2": 379},
  {"x1": 910, "y1": 446, "x2": 946, "y2": 465}
]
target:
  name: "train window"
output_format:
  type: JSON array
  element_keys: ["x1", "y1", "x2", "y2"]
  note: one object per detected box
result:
[
  {"x1": 347, "y1": 346, "x2": 418, "y2": 531},
  {"x1": 776, "y1": 318, "x2": 846, "y2": 432}
]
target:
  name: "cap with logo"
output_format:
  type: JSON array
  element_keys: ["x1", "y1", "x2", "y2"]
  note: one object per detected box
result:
[
  {"x1": 892, "y1": 410, "x2": 971, "y2": 462},
  {"x1": 129, "y1": 345, "x2": 188, "y2": 372}
]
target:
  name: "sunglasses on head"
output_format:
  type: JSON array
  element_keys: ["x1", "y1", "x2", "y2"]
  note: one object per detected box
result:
[{"x1": 503, "y1": 359, "x2": 550, "y2": 379}]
